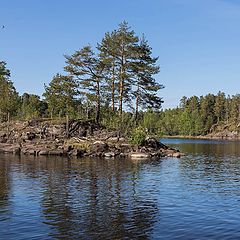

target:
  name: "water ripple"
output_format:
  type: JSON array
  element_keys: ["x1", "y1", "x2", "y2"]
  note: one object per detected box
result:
[{"x1": 1, "y1": 141, "x2": 240, "y2": 239}]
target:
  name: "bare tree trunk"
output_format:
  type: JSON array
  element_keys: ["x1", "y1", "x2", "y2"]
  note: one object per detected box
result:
[
  {"x1": 66, "y1": 114, "x2": 69, "y2": 138},
  {"x1": 96, "y1": 80, "x2": 100, "y2": 124},
  {"x1": 111, "y1": 64, "x2": 115, "y2": 112},
  {"x1": 7, "y1": 112, "x2": 10, "y2": 139},
  {"x1": 86, "y1": 101, "x2": 90, "y2": 120},
  {"x1": 50, "y1": 109, "x2": 53, "y2": 120},
  {"x1": 119, "y1": 80, "x2": 123, "y2": 117},
  {"x1": 50, "y1": 109, "x2": 53, "y2": 140},
  {"x1": 135, "y1": 86, "x2": 140, "y2": 121},
  {"x1": 119, "y1": 57, "x2": 124, "y2": 118}
]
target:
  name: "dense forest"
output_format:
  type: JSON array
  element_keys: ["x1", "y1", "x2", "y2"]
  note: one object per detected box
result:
[
  {"x1": 1, "y1": 22, "x2": 239, "y2": 141},
  {"x1": 160, "y1": 93, "x2": 240, "y2": 136}
]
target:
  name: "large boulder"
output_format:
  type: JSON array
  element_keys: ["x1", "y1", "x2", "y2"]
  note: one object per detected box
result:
[
  {"x1": 143, "y1": 137, "x2": 168, "y2": 150},
  {"x1": 69, "y1": 148, "x2": 84, "y2": 157},
  {"x1": 38, "y1": 150, "x2": 49, "y2": 155},
  {"x1": 90, "y1": 141, "x2": 108, "y2": 153},
  {"x1": 0, "y1": 133, "x2": 7, "y2": 143},
  {"x1": 21, "y1": 132, "x2": 36, "y2": 141},
  {"x1": 104, "y1": 152, "x2": 116, "y2": 158},
  {"x1": 119, "y1": 143, "x2": 133, "y2": 153}
]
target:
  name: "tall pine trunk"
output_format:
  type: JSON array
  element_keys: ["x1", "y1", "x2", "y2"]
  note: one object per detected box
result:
[
  {"x1": 135, "y1": 85, "x2": 140, "y2": 120},
  {"x1": 119, "y1": 79, "x2": 123, "y2": 117},
  {"x1": 96, "y1": 80, "x2": 100, "y2": 124},
  {"x1": 119, "y1": 56, "x2": 124, "y2": 118},
  {"x1": 111, "y1": 64, "x2": 115, "y2": 112}
]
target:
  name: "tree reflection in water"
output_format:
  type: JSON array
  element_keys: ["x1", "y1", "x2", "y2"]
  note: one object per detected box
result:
[
  {"x1": 0, "y1": 156, "x2": 10, "y2": 207},
  {"x1": 39, "y1": 157, "x2": 159, "y2": 239},
  {"x1": 0, "y1": 155, "x2": 12, "y2": 237}
]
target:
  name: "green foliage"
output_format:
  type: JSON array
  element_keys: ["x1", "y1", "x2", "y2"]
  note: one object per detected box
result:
[
  {"x1": 101, "y1": 110, "x2": 136, "y2": 137},
  {"x1": 64, "y1": 45, "x2": 103, "y2": 123},
  {"x1": 9, "y1": 23, "x2": 240, "y2": 139},
  {"x1": 142, "y1": 110, "x2": 161, "y2": 136},
  {"x1": 43, "y1": 74, "x2": 79, "y2": 118},
  {"x1": 130, "y1": 126, "x2": 146, "y2": 146},
  {"x1": 214, "y1": 91, "x2": 226, "y2": 122},
  {"x1": 41, "y1": 21, "x2": 163, "y2": 127},
  {"x1": 160, "y1": 109, "x2": 180, "y2": 136},
  {"x1": 0, "y1": 61, "x2": 20, "y2": 121},
  {"x1": 158, "y1": 92, "x2": 240, "y2": 136},
  {"x1": 18, "y1": 93, "x2": 47, "y2": 119}
]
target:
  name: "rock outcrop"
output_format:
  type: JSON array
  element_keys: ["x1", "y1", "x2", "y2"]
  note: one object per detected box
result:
[{"x1": 0, "y1": 119, "x2": 184, "y2": 159}]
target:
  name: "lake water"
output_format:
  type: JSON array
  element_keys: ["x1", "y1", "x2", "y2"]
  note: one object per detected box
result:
[{"x1": 1, "y1": 139, "x2": 240, "y2": 239}]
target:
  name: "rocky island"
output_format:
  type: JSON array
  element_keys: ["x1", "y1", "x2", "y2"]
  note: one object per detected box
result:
[{"x1": 0, "y1": 119, "x2": 184, "y2": 159}]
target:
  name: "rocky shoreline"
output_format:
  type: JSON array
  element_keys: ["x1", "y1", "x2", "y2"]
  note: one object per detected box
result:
[
  {"x1": 0, "y1": 119, "x2": 184, "y2": 159},
  {"x1": 164, "y1": 129, "x2": 240, "y2": 141}
]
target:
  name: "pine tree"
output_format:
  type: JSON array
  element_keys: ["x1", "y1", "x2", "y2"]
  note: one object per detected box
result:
[
  {"x1": 229, "y1": 94, "x2": 240, "y2": 122},
  {"x1": 199, "y1": 94, "x2": 215, "y2": 133},
  {"x1": 64, "y1": 46, "x2": 104, "y2": 123},
  {"x1": 0, "y1": 61, "x2": 10, "y2": 77},
  {"x1": 131, "y1": 36, "x2": 163, "y2": 119},
  {"x1": 98, "y1": 30, "x2": 119, "y2": 112},
  {"x1": 214, "y1": 91, "x2": 226, "y2": 123},
  {"x1": 115, "y1": 21, "x2": 139, "y2": 116},
  {"x1": 43, "y1": 74, "x2": 79, "y2": 118},
  {"x1": 180, "y1": 96, "x2": 187, "y2": 110},
  {"x1": 98, "y1": 22, "x2": 139, "y2": 117},
  {"x1": 19, "y1": 93, "x2": 47, "y2": 119},
  {"x1": 0, "y1": 61, "x2": 19, "y2": 121}
]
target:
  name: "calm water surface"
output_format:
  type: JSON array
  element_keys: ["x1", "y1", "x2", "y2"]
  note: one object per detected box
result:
[{"x1": 1, "y1": 139, "x2": 240, "y2": 239}]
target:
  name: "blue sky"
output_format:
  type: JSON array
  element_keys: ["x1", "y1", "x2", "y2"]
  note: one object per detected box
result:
[{"x1": 1, "y1": 0, "x2": 240, "y2": 108}]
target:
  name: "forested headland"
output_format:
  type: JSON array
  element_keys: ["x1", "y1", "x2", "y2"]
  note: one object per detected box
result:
[
  {"x1": 160, "y1": 93, "x2": 240, "y2": 137},
  {"x1": 1, "y1": 22, "x2": 239, "y2": 144}
]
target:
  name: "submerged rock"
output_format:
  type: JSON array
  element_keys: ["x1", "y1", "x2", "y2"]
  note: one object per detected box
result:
[
  {"x1": 90, "y1": 141, "x2": 108, "y2": 153},
  {"x1": 104, "y1": 152, "x2": 116, "y2": 158},
  {"x1": 38, "y1": 150, "x2": 49, "y2": 155},
  {"x1": 130, "y1": 153, "x2": 151, "y2": 159}
]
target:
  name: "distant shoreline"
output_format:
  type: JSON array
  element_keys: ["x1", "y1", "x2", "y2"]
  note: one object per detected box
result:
[{"x1": 162, "y1": 134, "x2": 240, "y2": 141}]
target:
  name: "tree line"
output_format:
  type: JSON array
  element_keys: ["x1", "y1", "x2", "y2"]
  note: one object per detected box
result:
[
  {"x1": 0, "y1": 60, "x2": 47, "y2": 121},
  {"x1": 0, "y1": 22, "x2": 164, "y2": 142},
  {"x1": 2, "y1": 22, "x2": 239, "y2": 139},
  {"x1": 159, "y1": 92, "x2": 240, "y2": 136}
]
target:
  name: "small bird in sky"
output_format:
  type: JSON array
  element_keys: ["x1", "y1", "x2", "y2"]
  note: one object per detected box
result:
[{"x1": 2, "y1": 25, "x2": 5, "y2": 29}]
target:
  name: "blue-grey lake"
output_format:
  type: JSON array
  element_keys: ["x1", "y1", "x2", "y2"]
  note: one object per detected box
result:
[{"x1": 1, "y1": 138, "x2": 240, "y2": 239}]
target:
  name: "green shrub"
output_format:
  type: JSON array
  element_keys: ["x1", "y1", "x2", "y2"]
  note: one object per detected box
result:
[{"x1": 130, "y1": 126, "x2": 146, "y2": 146}]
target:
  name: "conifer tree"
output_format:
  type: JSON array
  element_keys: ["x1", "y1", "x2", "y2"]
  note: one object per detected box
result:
[
  {"x1": 115, "y1": 21, "x2": 139, "y2": 116},
  {"x1": 214, "y1": 91, "x2": 226, "y2": 123},
  {"x1": 229, "y1": 94, "x2": 240, "y2": 122},
  {"x1": 20, "y1": 93, "x2": 47, "y2": 119},
  {"x1": 131, "y1": 37, "x2": 163, "y2": 118},
  {"x1": 0, "y1": 61, "x2": 19, "y2": 121},
  {"x1": 98, "y1": 30, "x2": 119, "y2": 112},
  {"x1": 64, "y1": 46, "x2": 104, "y2": 123},
  {"x1": 43, "y1": 74, "x2": 79, "y2": 117},
  {"x1": 98, "y1": 22, "x2": 139, "y2": 117}
]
